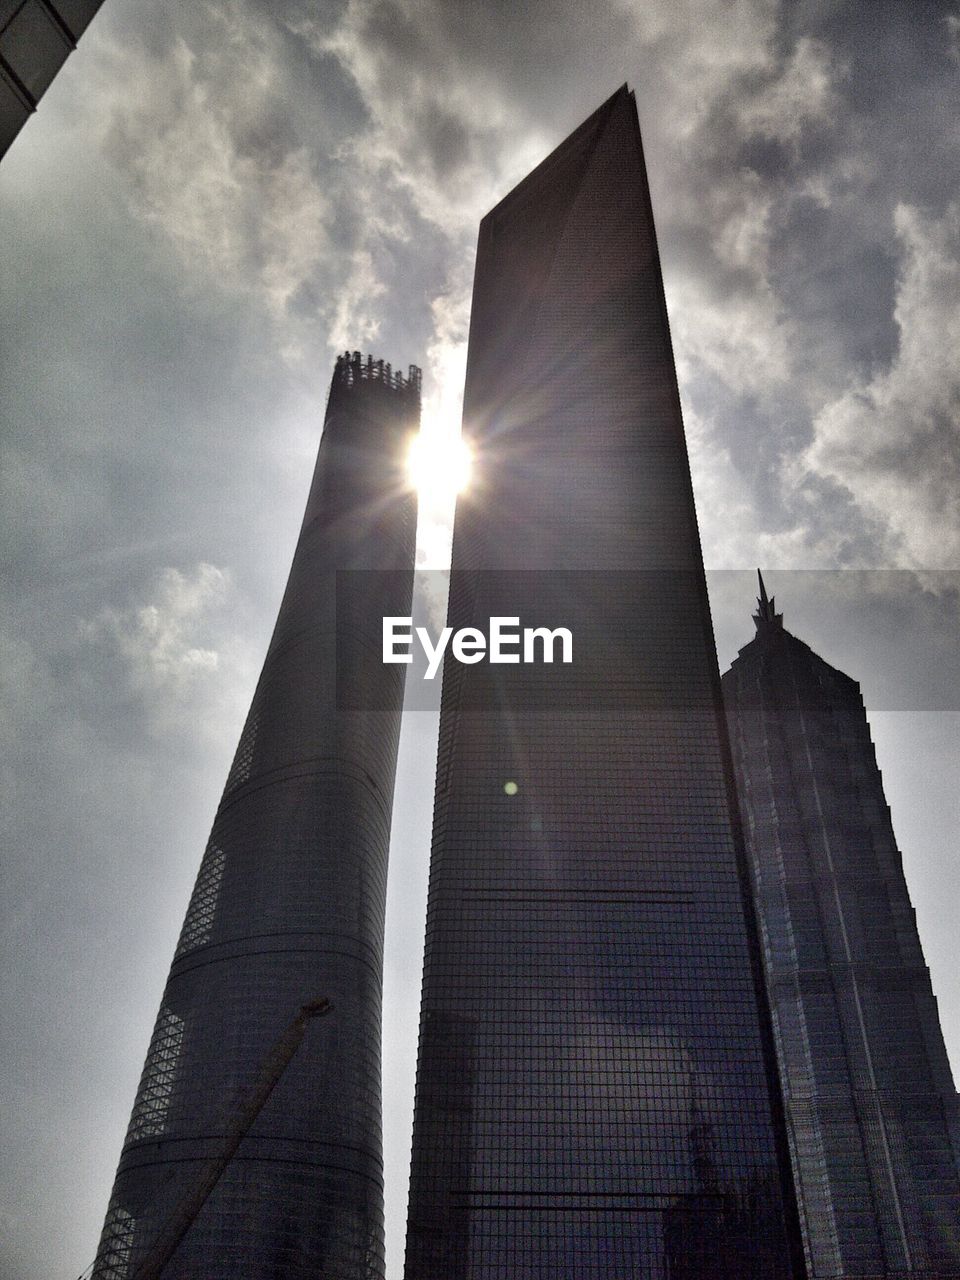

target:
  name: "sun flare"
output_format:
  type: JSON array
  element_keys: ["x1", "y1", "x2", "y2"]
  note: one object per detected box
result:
[{"x1": 407, "y1": 431, "x2": 472, "y2": 503}]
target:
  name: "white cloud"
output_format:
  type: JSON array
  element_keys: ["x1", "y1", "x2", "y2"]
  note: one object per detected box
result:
[
  {"x1": 80, "y1": 564, "x2": 242, "y2": 734},
  {"x1": 92, "y1": 14, "x2": 333, "y2": 340},
  {"x1": 799, "y1": 202, "x2": 960, "y2": 568},
  {"x1": 684, "y1": 400, "x2": 806, "y2": 569},
  {"x1": 671, "y1": 260, "x2": 796, "y2": 398},
  {"x1": 88, "y1": 1, "x2": 507, "y2": 372},
  {"x1": 327, "y1": 247, "x2": 388, "y2": 355},
  {"x1": 621, "y1": 0, "x2": 780, "y2": 136},
  {"x1": 736, "y1": 38, "x2": 840, "y2": 146},
  {"x1": 663, "y1": 31, "x2": 845, "y2": 395},
  {"x1": 319, "y1": 0, "x2": 533, "y2": 237},
  {"x1": 946, "y1": 13, "x2": 960, "y2": 66}
]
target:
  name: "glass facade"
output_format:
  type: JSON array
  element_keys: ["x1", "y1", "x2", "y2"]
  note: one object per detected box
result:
[
  {"x1": 404, "y1": 88, "x2": 804, "y2": 1279},
  {"x1": 0, "y1": 1, "x2": 104, "y2": 158},
  {"x1": 92, "y1": 353, "x2": 419, "y2": 1279},
  {"x1": 722, "y1": 583, "x2": 960, "y2": 1278}
]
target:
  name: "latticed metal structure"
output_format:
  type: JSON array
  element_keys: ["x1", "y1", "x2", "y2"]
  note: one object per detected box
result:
[
  {"x1": 723, "y1": 578, "x2": 960, "y2": 1278},
  {"x1": 93, "y1": 352, "x2": 419, "y2": 1279},
  {"x1": 404, "y1": 87, "x2": 805, "y2": 1279}
]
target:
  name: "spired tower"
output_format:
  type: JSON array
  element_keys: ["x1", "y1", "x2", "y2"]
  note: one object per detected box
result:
[
  {"x1": 722, "y1": 575, "x2": 960, "y2": 1278},
  {"x1": 92, "y1": 352, "x2": 419, "y2": 1279},
  {"x1": 403, "y1": 88, "x2": 805, "y2": 1278}
]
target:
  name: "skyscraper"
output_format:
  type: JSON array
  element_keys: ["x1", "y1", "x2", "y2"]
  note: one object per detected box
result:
[
  {"x1": 722, "y1": 575, "x2": 960, "y2": 1278},
  {"x1": 92, "y1": 352, "x2": 419, "y2": 1279},
  {"x1": 0, "y1": 1, "x2": 105, "y2": 158},
  {"x1": 404, "y1": 88, "x2": 804, "y2": 1278}
]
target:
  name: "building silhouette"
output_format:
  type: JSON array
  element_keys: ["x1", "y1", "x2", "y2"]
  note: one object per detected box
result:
[
  {"x1": 0, "y1": 1, "x2": 104, "y2": 159},
  {"x1": 92, "y1": 352, "x2": 419, "y2": 1279},
  {"x1": 722, "y1": 575, "x2": 960, "y2": 1278},
  {"x1": 403, "y1": 87, "x2": 804, "y2": 1279}
]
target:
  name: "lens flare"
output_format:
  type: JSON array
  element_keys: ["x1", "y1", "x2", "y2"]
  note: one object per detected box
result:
[{"x1": 407, "y1": 432, "x2": 472, "y2": 503}]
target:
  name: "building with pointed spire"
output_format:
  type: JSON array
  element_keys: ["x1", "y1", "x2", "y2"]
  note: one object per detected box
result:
[
  {"x1": 92, "y1": 352, "x2": 419, "y2": 1279},
  {"x1": 722, "y1": 574, "x2": 960, "y2": 1277},
  {"x1": 403, "y1": 88, "x2": 804, "y2": 1279}
]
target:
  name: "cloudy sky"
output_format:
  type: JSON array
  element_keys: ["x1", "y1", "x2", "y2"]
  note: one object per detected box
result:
[{"x1": 2, "y1": 2, "x2": 959, "y2": 1277}]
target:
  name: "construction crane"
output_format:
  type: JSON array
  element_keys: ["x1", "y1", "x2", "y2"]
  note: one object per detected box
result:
[{"x1": 122, "y1": 996, "x2": 333, "y2": 1280}]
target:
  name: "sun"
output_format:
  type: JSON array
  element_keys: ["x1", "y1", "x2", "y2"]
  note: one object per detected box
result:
[{"x1": 407, "y1": 431, "x2": 472, "y2": 503}]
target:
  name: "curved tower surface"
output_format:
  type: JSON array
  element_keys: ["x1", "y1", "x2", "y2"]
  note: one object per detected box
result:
[
  {"x1": 404, "y1": 88, "x2": 804, "y2": 1278},
  {"x1": 93, "y1": 352, "x2": 419, "y2": 1279},
  {"x1": 722, "y1": 578, "x2": 960, "y2": 1278}
]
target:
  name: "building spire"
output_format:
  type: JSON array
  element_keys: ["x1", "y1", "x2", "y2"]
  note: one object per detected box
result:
[{"x1": 754, "y1": 568, "x2": 783, "y2": 631}]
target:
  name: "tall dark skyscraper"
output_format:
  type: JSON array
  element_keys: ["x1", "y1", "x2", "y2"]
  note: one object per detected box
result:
[
  {"x1": 404, "y1": 88, "x2": 804, "y2": 1279},
  {"x1": 0, "y1": 1, "x2": 105, "y2": 158},
  {"x1": 722, "y1": 576, "x2": 960, "y2": 1278},
  {"x1": 92, "y1": 352, "x2": 419, "y2": 1280}
]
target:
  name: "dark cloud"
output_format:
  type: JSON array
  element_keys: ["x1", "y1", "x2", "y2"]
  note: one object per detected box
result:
[
  {"x1": 2, "y1": 2, "x2": 958, "y2": 1277},
  {"x1": 770, "y1": 198, "x2": 899, "y2": 375}
]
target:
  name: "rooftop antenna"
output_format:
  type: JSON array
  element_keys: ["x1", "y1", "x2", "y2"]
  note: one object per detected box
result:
[{"x1": 754, "y1": 568, "x2": 783, "y2": 631}]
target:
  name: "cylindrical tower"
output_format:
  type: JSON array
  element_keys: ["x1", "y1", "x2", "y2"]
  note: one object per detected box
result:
[{"x1": 93, "y1": 352, "x2": 419, "y2": 1280}]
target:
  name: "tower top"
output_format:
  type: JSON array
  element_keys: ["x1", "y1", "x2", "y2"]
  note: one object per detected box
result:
[
  {"x1": 482, "y1": 84, "x2": 631, "y2": 227},
  {"x1": 754, "y1": 569, "x2": 784, "y2": 631},
  {"x1": 333, "y1": 350, "x2": 422, "y2": 400}
]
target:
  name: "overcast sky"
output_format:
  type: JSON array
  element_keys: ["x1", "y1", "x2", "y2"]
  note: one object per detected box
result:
[{"x1": 2, "y1": 3, "x2": 958, "y2": 1278}]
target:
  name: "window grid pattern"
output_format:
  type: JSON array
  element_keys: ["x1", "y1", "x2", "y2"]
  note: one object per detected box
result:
[
  {"x1": 123, "y1": 1004, "x2": 183, "y2": 1144},
  {"x1": 224, "y1": 711, "x2": 258, "y2": 792},
  {"x1": 405, "y1": 90, "x2": 802, "y2": 1279},
  {"x1": 723, "y1": 617, "x2": 960, "y2": 1277},
  {"x1": 90, "y1": 1204, "x2": 136, "y2": 1280},
  {"x1": 173, "y1": 842, "x2": 225, "y2": 959}
]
